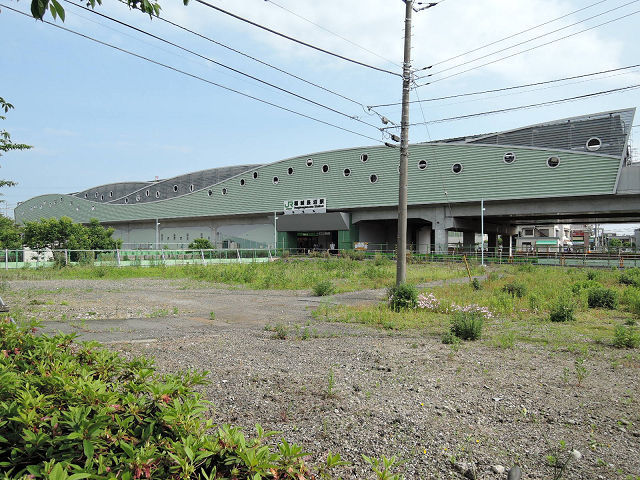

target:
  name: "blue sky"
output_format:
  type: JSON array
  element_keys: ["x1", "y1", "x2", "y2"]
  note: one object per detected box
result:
[{"x1": 1, "y1": 0, "x2": 639, "y2": 233}]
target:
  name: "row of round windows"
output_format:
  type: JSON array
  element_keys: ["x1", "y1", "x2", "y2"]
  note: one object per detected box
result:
[{"x1": 86, "y1": 183, "x2": 199, "y2": 202}]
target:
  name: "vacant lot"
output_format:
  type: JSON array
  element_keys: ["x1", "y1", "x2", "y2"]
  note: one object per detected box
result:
[{"x1": 1, "y1": 262, "x2": 639, "y2": 479}]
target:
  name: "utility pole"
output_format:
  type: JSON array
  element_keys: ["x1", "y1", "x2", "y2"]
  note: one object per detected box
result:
[{"x1": 396, "y1": 0, "x2": 413, "y2": 285}]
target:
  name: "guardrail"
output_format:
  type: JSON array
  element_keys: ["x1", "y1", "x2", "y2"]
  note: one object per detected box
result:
[{"x1": 0, "y1": 248, "x2": 639, "y2": 269}]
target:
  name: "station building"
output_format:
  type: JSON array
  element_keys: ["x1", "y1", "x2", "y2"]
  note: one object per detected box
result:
[{"x1": 14, "y1": 108, "x2": 638, "y2": 253}]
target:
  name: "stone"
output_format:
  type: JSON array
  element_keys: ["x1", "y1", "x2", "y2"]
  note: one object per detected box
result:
[{"x1": 491, "y1": 465, "x2": 505, "y2": 474}]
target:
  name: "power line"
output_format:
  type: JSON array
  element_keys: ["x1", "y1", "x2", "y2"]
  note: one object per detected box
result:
[
  {"x1": 63, "y1": 1, "x2": 383, "y2": 132},
  {"x1": 418, "y1": 0, "x2": 640, "y2": 80},
  {"x1": 415, "y1": 0, "x2": 608, "y2": 72},
  {"x1": 1, "y1": 5, "x2": 385, "y2": 144},
  {"x1": 370, "y1": 63, "x2": 640, "y2": 108},
  {"x1": 384, "y1": 84, "x2": 640, "y2": 127},
  {"x1": 113, "y1": 0, "x2": 372, "y2": 111},
  {"x1": 263, "y1": 0, "x2": 402, "y2": 68},
  {"x1": 416, "y1": 8, "x2": 640, "y2": 87},
  {"x1": 192, "y1": 0, "x2": 401, "y2": 77}
]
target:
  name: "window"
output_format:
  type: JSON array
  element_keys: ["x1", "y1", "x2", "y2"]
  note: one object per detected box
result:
[
  {"x1": 343, "y1": 168, "x2": 351, "y2": 177},
  {"x1": 136, "y1": 195, "x2": 141, "y2": 202},
  {"x1": 208, "y1": 190, "x2": 213, "y2": 196},
  {"x1": 240, "y1": 179, "x2": 246, "y2": 186},
  {"x1": 124, "y1": 198, "x2": 129, "y2": 204},
  {"x1": 109, "y1": 191, "x2": 113, "y2": 197},
  {"x1": 523, "y1": 229, "x2": 534, "y2": 236},
  {"x1": 586, "y1": 137, "x2": 602, "y2": 152},
  {"x1": 322, "y1": 164, "x2": 329, "y2": 173},
  {"x1": 186, "y1": 233, "x2": 189, "y2": 240},
  {"x1": 95, "y1": 192, "x2": 98, "y2": 198},
  {"x1": 503, "y1": 152, "x2": 516, "y2": 164},
  {"x1": 253, "y1": 171, "x2": 258, "y2": 179},
  {"x1": 189, "y1": 184, "x2": 194, "y2": 192},
  {"x1": 452, "y1": 163, "x2": 463, "y2": 174},
  {"x1": 100, "y1": 195, "x2": 104, "y2": 200},
  {"x1": 84, "y1": 193, "x2": 88, "y2": 198},
  {"x1": 145, "y1": 190, "x2": 150, "y2": 197},
  {"x1": 369, "y1": 174, "x2": 378, "y2": 183},
  {"x1": 273, "y1": 176, "x2": 279, "y2": 185},
  {"x1": 547, "y1": 156, "x2": 560, "y2": 168},
  {"x1": 287, "y1": 167, "x2": 294, "y2": 175},
  {"x1": 306, "y1": 158, "x2": 313, "y2": 167},
  {"x1": 360, "y1": 153, "x2": 368, "y2": 163},
  {"x1": 156, "y1": 191, "x2": 160, "y2": 198},
  {"x1": 173, "y1": 185, "x2": 178, "y2": 192},
  {"x1": 418, "y1": 160, "x2": 428, "y2": 170},
  {"x1": 222, "y1": 188, "x2": 228, "y2": 195}
]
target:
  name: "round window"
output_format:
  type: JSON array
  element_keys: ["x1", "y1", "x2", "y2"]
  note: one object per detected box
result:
[
  {"x1": 547, "y1": 156, "x2": 560, "y2": 168},
  {"x1": 370, "y1": 174, "x2": 378, "y2": 183},
  {"x1": 100, "y1": 195, "x2": 104, "y2": 200},
  {"x1": 84, "y1": 193, "x2": 88, "y2": 198},
  {"x1": 273, "y1": 176, "x2": 279, "y2": 185},
  {"x1": 503, "y1": 152, "x2": 516, "y2": 164},
  {"x1": 586, "y1": 137, "x2": 602, "y2": 152},
  {"x1": 145, "y1": 190, "x2": 150, "y2": 197},
  {"x1": 136, "y1": 195, "x2": 141, "y2": 202},
  {"x1": 287, "y1": 167, "x2": 294, "y2": 175},
  {"x1": 109, "y1": 191, "x2": 113, "y2": 197},
  {"x1": 222, "y1": 188, "x2": 228, "y2": 195},
  {"x1": 322, "y1": 164, "x2": 329, "y2": 173},
  {"x1": 95, "y1": 192, "x2": 98, "y2": 198},
  {"x1": 306, "y1": 158, "x2": 313, "y2": 167},
  {"x1": 452, "y1": 163, "x2": 463, "y2": 174},
  {"x1": 155, "y1": 191, "x2": 160, "y2": 198},
  {"x1": 189, "y1": 184, "x2": 194, "y2": 192},
  {"x1": 343, "y1": 168, "x2": 351, "y2": 177},
  {"x1": 418, "y1": 160, "x2": 428, "y2": 170},
  {"x1": 360, "y1": 153, "x2": 369, "y2": 163},
  {"x1": 240, "y1": 179, "x2": 245, "y2": 186},
  {"x1": 253, "y1": 171, "x2": 258, "y2": 179},
  {"x1": 173, "y1": 185, "x2": 178, "y2": 192},
  {"x1": 208, "y1": 190, "x2": 213, "y2": 196},
  {"x1": 124, "y1": 198, "x2": 129, "y2": 204}
]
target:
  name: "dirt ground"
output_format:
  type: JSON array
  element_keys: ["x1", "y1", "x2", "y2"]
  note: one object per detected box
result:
[{"x1": 3, "y1": 278, "x2": 640, "y2": 479}]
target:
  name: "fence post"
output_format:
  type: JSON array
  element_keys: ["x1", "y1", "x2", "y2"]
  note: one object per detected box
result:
[
  {"x1": 64, "y1": 249, "x2": 68, "y2": 266},
  {"x1": 237, "y1": 249, "x2": 241, "y2": 261},
  {"x1": 116, "y1": 249, "x2": 121, "y2": 267},
  {"x1": 201, "y1": 249, "x2": 205, "y2": 265}
]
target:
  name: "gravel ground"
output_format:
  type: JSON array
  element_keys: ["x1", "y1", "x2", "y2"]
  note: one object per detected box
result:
[{"x1": 3, "y1": 278, "x2": 640, "y2": 479}]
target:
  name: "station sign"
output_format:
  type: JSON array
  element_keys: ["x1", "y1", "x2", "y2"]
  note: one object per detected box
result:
[{"x1": 283, "y1": 198, "x2": 327, "y2": 215}]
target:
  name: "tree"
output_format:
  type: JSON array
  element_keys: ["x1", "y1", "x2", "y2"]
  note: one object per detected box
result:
[
  {"x1": 86, "y1": 218, "x2": 121, "y2": 250},
  {"x1": 0, "y1": 97, "x2": 31, "y2": 190},
  {"x1": 22, "y1": 217, "x2": 121, "y2": 250},
  {"x1": 0, "y1": 215, "x2": 22, "y2": 249},
  {"x1": 188, "y1": 237, "x2": 212, "y2": 250},
  {"x1": 28, "y1": 0, "x2": 189, "y2": 22}
]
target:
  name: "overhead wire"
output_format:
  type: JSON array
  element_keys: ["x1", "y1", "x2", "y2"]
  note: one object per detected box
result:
[
  {"x1": 417, "y1": 0, "x2": 640, "y2": 80},
  {"x1": 114, "y1": 0, "x2": 373, "y2": 111},
  {"x1": 1, "y1": 5, "x2": 386, "y2": 144},
  {"x1": 192, "y1": 0, "x2": 401, "y2": 77},
  {"x1": 370, "y1": 64, "x2": 640, "y2": 108},
  {"x1": 415, "y1": 8, "x2": 640, "y2": 87},
  {"x1": 63, "y1": 0, "x2": 384, "y2": 132},
  {"x1": 415, "y1": 0, "x2": 608, "y2": 72},
  {"x1": 384, "y1": 84, "x2": 640, "y2": 127},
  {"x1": 262, "y1": 0, "x2": 402, "y2": 68}
]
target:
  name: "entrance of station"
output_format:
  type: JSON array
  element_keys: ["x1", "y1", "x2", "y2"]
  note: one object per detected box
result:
[{"x1": 296, "y1": 231, "x2": 339, "y2": 251}]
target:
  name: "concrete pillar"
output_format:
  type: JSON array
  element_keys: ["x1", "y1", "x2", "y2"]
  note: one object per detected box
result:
[
  {"x1": 488, "y1": 233, "x2": 498, "y2": 255},
  {"x1": 463, "y1": 231, "x2": 475, "y2": 254},
  {"x1": 417, "y1": 226, "x2": 432, "y2": 254},
  {"x1": 435, "y1": 229, "x2": 448, "y2": 254}
]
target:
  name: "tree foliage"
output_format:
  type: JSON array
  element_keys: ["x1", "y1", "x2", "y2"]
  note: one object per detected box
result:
[
  {"x1": 22, "y1": 217, "x2": 121, "y2": 250},
  {"x1": 29, "y1": 0, "x2": 190, "y2": 22},
  {"x1": 0, "y1": 98, "x2": 32, "y2": 190},
  {"x1": 188, "y1": 238, "x2": 213, "y2": 250},
  {"x1": 0, "y1": 215, "x2": 22, "y2": 249}
]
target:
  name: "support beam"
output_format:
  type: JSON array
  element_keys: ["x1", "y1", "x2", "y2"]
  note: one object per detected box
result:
[
  {"x1": 417, "y1": 226, "x2": 432, "y2": 254},
  {"x1": 435, "y1": 229, "x2": 448, "y2": 254}
]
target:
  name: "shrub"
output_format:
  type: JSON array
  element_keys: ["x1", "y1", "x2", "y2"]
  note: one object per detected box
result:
[
  {"x1": 571, "y1": 279, "x2": 602, "y2": 294},
  {"x1": 471, "y1": 278, "x2": 481, "y2": 290},
  {"x1": 549, "y1": 297, "x2": 576, "y2": 322},
  {"x1": 619, "y1": 268, "x2": 640, "y2": 287},
  {"x1": 313, "y1": 279, "x2": 335, "y2": 296},
  {"x1": 188, "y1": 237, "x2": 213, "y2": 249},
  {"x1": 450, "y1": 311, "x2": 483, "y2": 341},
  {"x1": 586, "y1": 270, "x2": 599, "y2": 281},
  {"x1": 387, "y1": 283, "x2": 418, "y2": 311},
  {"x1": 0, "y1": 319, "x2": 329, "y2": 479},
  {"x1": 502, "y1": 281, "x2": 526, "y2": 298},
  {"x1": 587, "y1": 287, "x2": 617, "y2": 309},
  {"x1": 613, "y1": 325, "x2": 640, "y2": 348},
  {"x1": 441, "y1": 331, "x2": 460, "y2": 345}
]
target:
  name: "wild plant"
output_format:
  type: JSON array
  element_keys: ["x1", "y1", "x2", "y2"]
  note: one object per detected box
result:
[
  {"x1": 450, "y1": 311, "x2": 483, "y2": 341},
  {"x1": 587, "y1": 287, "x2": 617, "y2": 309},
  {"x1": 613, "y1": 325, "x2": 640, "y2": 348},
  {"x1": 387, "y1": 283, "x2": 418, "y2": 311}
]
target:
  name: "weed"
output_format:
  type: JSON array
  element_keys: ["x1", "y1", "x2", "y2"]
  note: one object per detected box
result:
[
  {"x1": 326, "y1": 367, "x2": 336, "y2": 397},
  {"x1": 613, "y1": 325, "x2": 640, "y2": 349},
  {"x1": 148, "y1": 308, "x2": 170, "y2": 318},
  {"x1": 362, "y1": 455, "x2": 403, "y2": 480},
  {"x1": 549, "y1": 297, "x2": 576, "y2": 323},
  {"x1": 503, "y1": 281, "x2": 526, "y2": 298},
  {"x1": 271, "y1": 323, "x2": 289, "y2": 340},
  {"x1": 313, "y1": 280, "x2": 335, "y2": 297},
  {"x1": 387, "y1": 283, "x2": 418, "y2": 311},
  {"x1": 587, "y1": 287, "x2": 617, "y2": 309},
  {"x1": 495, "y1": 331, "x2": 516, "y2": 349},
  {"x1": 574, "y1": 357, "x2": 589, "y2": 386},
  {"x1": 471, "y1": 278, "x2": 481, "y2": 290},
  {"x1": 441, "y1": 331, "x2": 460, "y2": 346},
  {"x1": 619, "y1": 268, "x2": 640, "y2": 287},
  {"x1": 172, "y1": 306, "x2": 179, "y2": 315},
  {"x1": 450, "y1": 311, "x2": 483, "y2": 341},
  {"x1": 209, "y1": 311, "x2": 216, "y2": 320},
  {"x1": 586, "y1": 270, "x2": 599, "y2": 281}
]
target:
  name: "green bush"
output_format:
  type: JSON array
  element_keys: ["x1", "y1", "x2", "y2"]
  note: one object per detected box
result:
[
  {"x1": 587, "y1": 287, "x2": 618, "y2": 309},
  {"x1": 613, "y1": 325, "x2": 640, "y2": 348},
  {"x1": 549, "y1": 297, "x2": 576, "y2": 322},
  {"x1": 471, "y1": 278, "x2": 481, "y2": 291},
  {"x1": 586, "y1": 270, "x2": 599, "y2": 281},
  {"x1": 188, "y1": 238, "x2": 213, "y2": 249},
  {"x1": 619, "y1": 268, "x2": 640, "y2": 287},
  {"x1": 571, "y1": 279, "x2": 602, "y2": 294},
  {"x1": 502, "y1": 281, "x2": 526, "y2": 298},
  {"x1": 0, "y1": 319, "x2": 340, "y2": 479},
  {"x1": 387, "y1": 283, "x2": 418, "y2": 311},
  {"x1": 441, "y1": 331, "x2": 461, "y2": 345},
  {"x1": 450, "y1": 311, "x2": 483, "y2": 341},
  {"x1": 312, "y1": 279, "x2": 335, "y2": 296}
]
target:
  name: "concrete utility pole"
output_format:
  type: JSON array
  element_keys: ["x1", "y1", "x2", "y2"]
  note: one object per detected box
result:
[{"x1": 396, "y1": 0, "x2": 413, "y2": 285}]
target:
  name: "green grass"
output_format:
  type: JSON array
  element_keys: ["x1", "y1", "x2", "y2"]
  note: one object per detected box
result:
[
  {"x1": 313, "y1": 265, "x2": 640, "y2": 349},
  {"x1": 0, "y1": 258, "x2": 478, "y2": 293}
]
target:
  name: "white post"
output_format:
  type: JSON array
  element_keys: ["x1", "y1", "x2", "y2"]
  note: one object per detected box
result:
[
  {"x1": 4, "y1": 249, "x2": 7, "y2": 270},
  {"x1": 273, "y1": 211, "x2": 278, "y2": 253},
  {"x1": 481, "y1": 199, "x2": 485, "y2": 267},
  {"x1": 508, "y1": 234, "x2": 513, "y2": 257},
  {"x1": 201, "y1": 249, "x2": 205, "y2": 265},
  {"x1": 155, "y1": 219, "x2": 160, "y2": 249}
]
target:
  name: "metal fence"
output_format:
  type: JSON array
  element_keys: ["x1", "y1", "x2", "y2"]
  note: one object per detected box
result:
[{"x1": 1, "y1": 247, "x2": 639, "y2": 269}]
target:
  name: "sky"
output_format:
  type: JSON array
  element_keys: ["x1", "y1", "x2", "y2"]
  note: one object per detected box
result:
[{"x1": 1, "y1": 0, "x2": 639, "y2": 233}]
